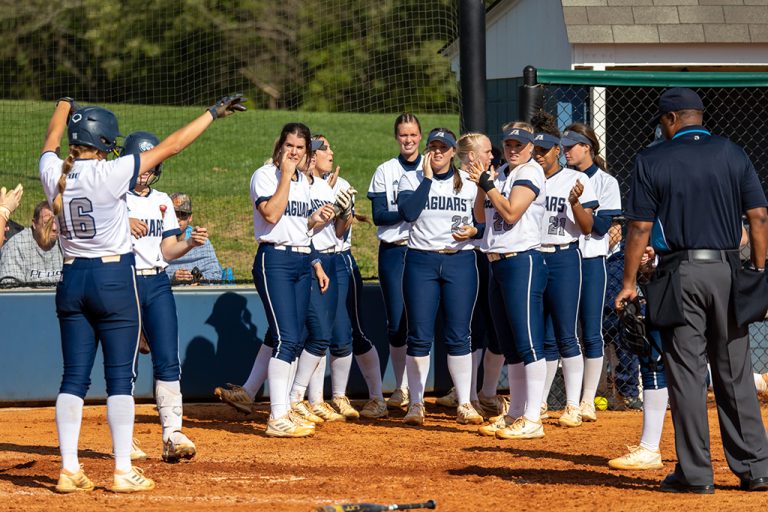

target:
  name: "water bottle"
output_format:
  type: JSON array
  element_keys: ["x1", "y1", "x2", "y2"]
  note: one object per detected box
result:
[
  {"x1": 221, "y1": 268, "x2": 228, "y2": 285},
  {"x1": 226, "y1": 267, "x2": 234, "y2": 286}
]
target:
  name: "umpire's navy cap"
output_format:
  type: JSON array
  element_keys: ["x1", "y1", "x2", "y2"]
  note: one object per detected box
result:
[
  {"x1": 533, "y1": 133, "x2": 560, "y2": 150},
  {"x1": 649, "y1": 87, "x2": 704, "y2": 126},
  {"x1": 502, "y1": 128, "x2": 533, "y2": 144},
  {"x1": 560, "y1": 130, "x2": 592, "y2": 147},
  {"x1": 427, "y1": 130, "x2": 457, "y2": 148}
]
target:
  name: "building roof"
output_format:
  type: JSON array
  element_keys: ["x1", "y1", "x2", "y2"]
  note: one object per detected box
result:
[{"x1": 559, "y1": 1, "x2": 768, "y2": 44}]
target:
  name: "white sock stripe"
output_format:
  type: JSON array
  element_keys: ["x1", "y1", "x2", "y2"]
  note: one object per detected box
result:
[
  {"x1": 130, "y1": 266, "x2": 141, "y2": 396},
  {"x1": 573, "y1": 251, "x2": 583, "y2": 355},
  {"x1": 259, "y1": 251, "x2": 283, "y2": 358},
  {"x1": 526, "y1": 255, "x2": 536, "y2": 360},
  {"x1": 347, "y1": 253, "x2": 373, "y2": 347},
  {"x1": 598, "y1": 257, "x2": 607, "y2": 347},
  {"x1": 468, "y1": 250, "x2": 479, "y2": 345}
]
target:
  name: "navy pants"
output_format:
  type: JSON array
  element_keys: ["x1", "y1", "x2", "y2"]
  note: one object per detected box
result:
[
  {"x1": 378, "y1": 242, "x2": 408, "y2": 348},
  {"x1": 640, "y1": 330, "x2": 666, "y2": 390},
  {"x1": 136, "y1": 271, "x2": 180, "y2": 382},
  {"x1": 580, "y1": 256, "x2": 607, "y2": 358},
  {"x1": 252, "y1": 244, "x2": 312, "y2": 363},
  {"x1": 488, "y1": 250, "x2": 547, "y2": 365},
  {"x1": 304, "y1": 252, "x2": 338, "y2": 357},
  {"x1": 542, "y1": 247, "x2": 583, "y2": 360},
  {"x1": 402, "y1": 249, "x2": 478, "y2": 357},
  {"x1": 330, "y1": 250, "x2": 375, "y2": 358},
  {"x1": 56, "y1": 254, "x2": 140, "y2": 398},
  {"x1": 603, "y1": 251, "x2": 640, "y2": 397},
  {"x1": 472, "y1": 249, "x2": 502, "y2": 355}
]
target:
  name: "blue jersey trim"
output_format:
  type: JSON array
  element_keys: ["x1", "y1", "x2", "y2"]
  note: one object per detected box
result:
[
  {"x1": 129, "y1": 154, "x2": 140, "y2": 191},
  {"x1": 581, "y1": 200, "x2": 599, "y2": 210},
  {"x1": 672, "y1": 127, "x2": 710, "y2": 140},
  {"x1": 596, "y1": 209, "x2": 622, "y2": 217},
  {"x1": 398, "y1": 154, "x2": 422, "y2": 171},
  {"x1": 583, "y1": 163, "x2": 599, "y2": 178},
  {"x1": 651, "y1": 219, "x2": 670, "y2": 252},
  {"x1": 162, "y1": 228, "x2": 181, "y2": 239},
  {"x1": 513, "y1": 179, "x2": 540, "y2": 197},
  {"x1": 255, "y1": 195, "x2": 272, "y2": 207}
]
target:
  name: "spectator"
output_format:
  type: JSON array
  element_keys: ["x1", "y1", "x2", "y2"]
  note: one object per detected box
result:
[
  {"x1": 0, "y1": 200, "x2": 62, "y2": 285},
  {"x1": 0, "y1": 183, "x2": 23, "y2": 252},
  {"x1": 165, "y1": 193, "x2": 222, "y2": 284}
]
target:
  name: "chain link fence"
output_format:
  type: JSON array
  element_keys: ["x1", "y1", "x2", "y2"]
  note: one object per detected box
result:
[{"x1": 532, "y1": 72, "x2": 768, "y2": 410}]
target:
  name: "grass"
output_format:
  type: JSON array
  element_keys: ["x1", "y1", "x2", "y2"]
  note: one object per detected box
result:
[{"x1": 0, "y1": 100, "x2": 458, "y2": 280}]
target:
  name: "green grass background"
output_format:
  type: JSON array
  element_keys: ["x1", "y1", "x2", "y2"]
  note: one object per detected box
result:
[{"x1": 0, "y1": 101, "x2": 458, "y2": 280}]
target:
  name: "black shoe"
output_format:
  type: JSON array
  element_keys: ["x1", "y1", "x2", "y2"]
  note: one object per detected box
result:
[
  {"x1": 739, "y1": 476, "x2": 768, "y2": 491},
  {"x1": 659, "y1": 473, "x2": 714, "y2": 494}
]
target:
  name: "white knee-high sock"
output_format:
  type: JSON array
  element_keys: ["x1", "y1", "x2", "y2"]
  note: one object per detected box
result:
[
  {"x1": 561, "y1": 355, "x2": 584, "y2": 407},
  {"x1": 290, "y1": 350, "x2": 322, "y2": 403},
  {"x1": 242, "y1": 343, "x2": 272, "y2": 399},
  {"x1": 405, "y1": 355, "x2": 430, "y2": 404},
  {"x1": 542, "y1": 359, "x2": 559, "y2": 405},
  {"x1": 268, "y1": 358, "x2": 292, "y2": 418},
  {"x1": 390, "y1": 345, "x2": 408, "y2": 389},
  {"x1": 355, "y1": 348, "x2": 384, "y2": 400},
  {"x1": 480, "y1": 351, "x2": 505, "y2": 397},
  {"x1": 331, "y1": 354, "x2": 353, "y2": 398},
  {"x1": 507, "y1": 363, "x2": 526, "y2": 418},
  {"x1": 639, "y1": 388, "x2": 669, "y2": 452},
  {"x1": 55, "y1": 393, "x2": 84, "y2": 473},
  {"x1": 447, "y1": 354, "x2": 473, "y2": 405},
  {"x1": 523, "y1": 359, "x2": 547, "y2": 422},
  {"x1": 155, "y1": 380, "x2": 183, "y2": 442},
  {"x1": 107, "y1": 395, "x2": 135, "y2": 473},
  {"x1": 470, "y1": 350, "x2": 483, "y2": 401},
  {"x1": 581, "y1": 356, "x2": 604, "y2": 405},
  {"x1": 308, "y1": 355, "x2": 327, "y2": 405}
]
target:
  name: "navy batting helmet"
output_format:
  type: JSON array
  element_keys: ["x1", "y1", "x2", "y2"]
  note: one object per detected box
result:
[
  {"x1": 121, "y1": 131, "x2": 163, "y2": 176},
  {"x1": 67, "y1": 106, "x2": 121, "y2": 153}
]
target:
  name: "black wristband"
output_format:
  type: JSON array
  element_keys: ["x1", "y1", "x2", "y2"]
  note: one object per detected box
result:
[
  {"x1": 208, "y1": 107, "x2": 218, "y2": 120},
  {"x1": 478, "y1": 171, "x2": 495, "y2": 193}
]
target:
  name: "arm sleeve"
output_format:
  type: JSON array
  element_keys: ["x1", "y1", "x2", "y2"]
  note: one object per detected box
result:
[
  {"x1": 397, "y1": 176, "x2": 431, "y2": 222},
  {"x1": 370, "y1": 194, "x2": 402, "y2": 225}
]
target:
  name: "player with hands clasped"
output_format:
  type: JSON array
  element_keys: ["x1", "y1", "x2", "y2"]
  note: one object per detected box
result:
[
  {"x1": 288, "y1": 135, "x2": 350, "y2": 424},
  {"x1": 470, "y1": 122, "x2": 548, "y2": 440},
  {"x1": 39, "y1": 94, "x2": 245, "y2": 493},
  {"x1": 396, "y1": 128, "x2": 482, "y2": 426},
  {"x1": 561, "y1": 123, "x2": 623, "y2": 423},
  {"x1": 249, "y1": 123, "x2": 334, "y2": 438},
  {"x1": 531, "y1": 112, "x2": 598, "y2": 429},
  {"x1": 122, "y1": 131, "x2": 207, "y2": 463},
  {"x1": 367, "y1": 113, "x2": 424, "y2": 410},
  {"x1": 0, "y1": 183, "x2": 23, "y2": 251}
]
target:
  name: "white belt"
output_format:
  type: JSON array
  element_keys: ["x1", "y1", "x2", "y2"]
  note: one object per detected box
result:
[
  {"x1": 487, "y1": 252, "x2": 519, "y2": 262},
  {"x1": 64, "y1": 254, "x2": 122, "y2": 264},
  {"x1": 136, "y1": 267, "x2": 164, "y2": 276},
  {"x1": 317, "y1": 247, "x2": 338, "y2": 254},
  {"x1": 538, "y1": 242, "x2": 577, "y2": 253},
  {"x1": 270, "y1": 244, "x2": 311, "y2": 254}
]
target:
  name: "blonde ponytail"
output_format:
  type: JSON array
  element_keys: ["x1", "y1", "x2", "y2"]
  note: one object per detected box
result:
[{"x1": 42, "y1": 146, "x2": 81, "y2": 246}]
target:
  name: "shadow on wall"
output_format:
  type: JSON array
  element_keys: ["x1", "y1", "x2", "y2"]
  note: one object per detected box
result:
[{"x1": 180, "y1": 292, "x2": 261, "y2": 398}]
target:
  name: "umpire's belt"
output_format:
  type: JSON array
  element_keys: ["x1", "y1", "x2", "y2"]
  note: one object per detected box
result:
[
  {"x1": 136, "y1": 267, "x2": 164, "y2": 276},
  {"x1": 261, "y1": 243, "x2": 312, "y2": 254},
  {"x1": 538, "y1": 241, "x2": 578, "y2": 253},
  {"x1": 64, "y1": 254, "x2": 122, "y2": 265},
  {"x1": 661, "y1": 249, "x2": 736, "y2": 266}
]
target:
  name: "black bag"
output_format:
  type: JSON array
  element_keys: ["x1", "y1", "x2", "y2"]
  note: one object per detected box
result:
[
  {"x1": 731, "y1": 254, "x2": 768, "y2": 328},
  {"x1": 642, "y1": 265, "x2": 686, "y2": 329}
]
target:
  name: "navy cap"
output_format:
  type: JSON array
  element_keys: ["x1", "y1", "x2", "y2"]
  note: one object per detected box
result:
[
  {"x1": 427, "y1": 130, "x2": 456, "y2": 148},
  {"x1": 533, "y1": 133, "x2": 560, "y2": 149},
  {"x1": 311, "y1": 139, "x2": 327, "y2": 151},
  {"x1": 502, "y1": 128, "x2": 534, "y2": 144},
  {"x1": 649, "y1": 87, "x2": 704, "y2": 126},
  {"x1": 561, "y1": 130, "x2": 592, "y2": 147}
]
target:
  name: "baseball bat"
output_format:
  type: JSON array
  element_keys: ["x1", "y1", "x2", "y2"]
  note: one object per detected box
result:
[{"x1": 316, "y1": 499, "x2": 436, "y2": 511}]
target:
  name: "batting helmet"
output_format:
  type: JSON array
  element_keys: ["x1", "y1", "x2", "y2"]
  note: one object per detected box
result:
[
  {"x1": 67, "y1": 106, "x2": 121, "y2": 153},
  {"x1": 121, "y1": 131, "x2": 163, "y2": 176}
]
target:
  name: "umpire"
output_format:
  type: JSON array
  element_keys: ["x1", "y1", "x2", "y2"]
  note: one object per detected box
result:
[{"x1": 616, "y1": 88, "x2": 768, "y2": 493}]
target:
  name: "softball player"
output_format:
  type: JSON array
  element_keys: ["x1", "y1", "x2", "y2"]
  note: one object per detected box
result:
[
  {"x1": 40, "y1": 95, "x2": 244, "y2": 493},
  {"x1": 470, "y1": 123, "x2": 548, "y2": 440},
  {"x1": 397, "y1": 128, "x2": 482, "y2": 426},
  {"x1": 122, "y1": 131, "x2": 205, "y2": 463},
  {"x1": 250, "y1": 123, "x2": 335, "y2": 438},
  {"x1": 289, "y1": 136, "x2": 350, "y2": 424},
  {"x1": 318, "y1": 135, "x2": 388, "y2": 419},
  {"x1": 367, "y1": 113, "x2": 423, "y2": 409},
  {"x1": 531, "y1": 113, "x2": 598, "y2": 428},
  {"x1": 561, "y1": 123, "x2": 622, "y2": 423}
]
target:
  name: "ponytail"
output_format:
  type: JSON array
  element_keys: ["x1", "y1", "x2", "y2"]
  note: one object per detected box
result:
[{"x1": 42, "y1": 145, "x2": 81, "y2": 246}]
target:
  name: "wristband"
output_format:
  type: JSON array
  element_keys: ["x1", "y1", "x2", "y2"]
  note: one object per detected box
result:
[
  {"x1": 208, "y1": 107, "x2": 218, "y2": 120},
  {"x1": 749, "y1": 264, "x2": 765, "y2": 272},
  {"x1": 478, "y1": 171, "x2": 495, "y2": 193},
  {"x1": 311, "y1": 258, "x2": 321, "y2": 268}
]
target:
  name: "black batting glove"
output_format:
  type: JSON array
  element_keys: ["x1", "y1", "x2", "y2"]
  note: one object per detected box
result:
[{"x1": 209, "y1": 94, "x2": 247, "y2": 119}]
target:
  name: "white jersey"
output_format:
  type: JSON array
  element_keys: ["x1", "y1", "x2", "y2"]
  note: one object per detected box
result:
[
  {"x1": 39, "y1": 152, "x2": 138, "y2": 258},
  {"x1": 250, "y1": 163, "x2": 313, "y2": 246},
  {"x1": 127, "y1": 189, "x2": 180, "y2": 270},
  {"x1": 329, "y1": 175, "x2": 354, "y2": 252},
  {"x1": 398, "y1": 169, "x2": 477, "y2": 252},
  {"x1": 309, "y1": 175, "x2": 337, "y2": 251},
  {"x1": 579, "y1": 167, "x2": 622, "y2": 258},
  {"x1": 481, "y1": 160, "x2": 546, "y2": 253},
  {"x1": 541, "y1": 168, "x2": 598, "y2": 245},
  {"x1": 367, "y1": 155, "x2": 422, "y2": 244}
]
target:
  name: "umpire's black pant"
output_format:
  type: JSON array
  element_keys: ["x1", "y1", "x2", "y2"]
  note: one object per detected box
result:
[{"x1": 661, "y1": 259, "x2": 768, "y2": 486}]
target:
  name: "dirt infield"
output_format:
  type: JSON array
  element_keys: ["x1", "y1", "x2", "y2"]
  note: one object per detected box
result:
[{"x1": 0, "y1": 399, "x2": 766, "y2": 511}]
